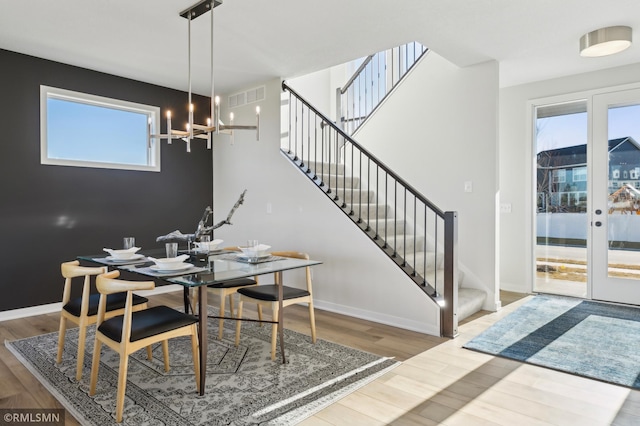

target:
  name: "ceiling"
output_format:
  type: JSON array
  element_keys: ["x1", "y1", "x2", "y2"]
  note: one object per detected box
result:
[{"x1": 1, "y1": 0, "x2": 639, "y2": 96}]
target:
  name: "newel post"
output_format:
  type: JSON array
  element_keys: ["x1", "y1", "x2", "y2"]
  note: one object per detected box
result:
[{"x1": 442, "y1": 211, "x2": 459, "y2": 338}]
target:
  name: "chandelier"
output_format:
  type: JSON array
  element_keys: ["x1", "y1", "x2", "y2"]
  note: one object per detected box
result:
[{"x1": 152, "y1": 0, "x2": 260, "y2": 152}]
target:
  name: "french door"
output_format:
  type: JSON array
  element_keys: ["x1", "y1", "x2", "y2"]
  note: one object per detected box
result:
[{"x1": 592, "y1": 88, "x2": 640, "y2": 305}]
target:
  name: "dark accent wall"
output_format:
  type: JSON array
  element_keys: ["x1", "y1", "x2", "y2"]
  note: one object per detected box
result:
[{"x1": 0, "y1": 49, "x2": 213, "y2": 311}]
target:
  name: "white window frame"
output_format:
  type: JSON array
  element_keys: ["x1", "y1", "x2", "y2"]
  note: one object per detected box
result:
[
  {"x1": 553, "y1": 169, "x2": 566, "y2": 183},
  {"x1": 573, "y1": 166, "x2": 587, "y2": 182},
  {"x1": 40, "y1": 85, "x2": 161, "y2": 172}
]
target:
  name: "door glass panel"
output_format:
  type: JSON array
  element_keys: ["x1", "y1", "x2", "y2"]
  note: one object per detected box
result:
[
  {"x1": 606, "y1": 104, "x2": 640, "y2": 280},
  {"x1": 534, "y1": 101, "x2": 588, "y2": 297}
]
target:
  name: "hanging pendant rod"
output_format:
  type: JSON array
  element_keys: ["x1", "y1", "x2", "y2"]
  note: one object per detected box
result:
[{"x1": 150, "y1": 0, "x2": 260, "y2": 152}]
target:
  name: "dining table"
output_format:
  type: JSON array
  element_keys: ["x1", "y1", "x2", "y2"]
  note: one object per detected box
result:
[{"x1": 78, "y1": 247, "x2": 322, "y2": 396}]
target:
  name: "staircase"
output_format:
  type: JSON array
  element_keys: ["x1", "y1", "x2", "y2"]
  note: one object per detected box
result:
[
  {"x1": 323, "y1": 165, "x2": 487, "y2": 322},
  {"x1": 280, "y1": 44, "x2": 488, "y2": 335},
  {"x1": 283, "y1": 82, "x2": 473, "y2": 338}
]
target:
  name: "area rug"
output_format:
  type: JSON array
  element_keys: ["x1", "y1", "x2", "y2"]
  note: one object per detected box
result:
[
  {"x1": 5, "y1": 307, "x2": 398, "y2": 425},
  {"x1": 464, "y1": 294, "x2": 640, "y2": 389}
]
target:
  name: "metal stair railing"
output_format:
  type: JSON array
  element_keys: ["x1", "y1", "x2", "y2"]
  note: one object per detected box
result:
[
  {"x1": 338, "y1": 42, "x2": 428, "y2": 135},
  {"x1": 282, "y1": 81, "x2": 459, "y2": 338}
]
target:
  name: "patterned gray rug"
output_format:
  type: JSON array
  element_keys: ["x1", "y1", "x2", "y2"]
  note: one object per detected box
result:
[
  {"x1": 464, "y1": 294, "x2": 640, "y2": 389},
  {"x1": 6, "y1": 307, "x2": 398, "y2": 425}
]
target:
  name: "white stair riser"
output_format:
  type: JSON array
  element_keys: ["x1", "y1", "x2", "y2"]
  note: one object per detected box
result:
[
  {"x1": 319, "y1": 174, "x2": 360, "y2": 189},
  {"x1": 368, "y1": 219, "x2": 413, "y2": 235},
  {"x1": 308, "y1": 162, "x2": 345, "y2": 175},
  {"x1": 349, "y1": 203, "x2": 390, "y2": 218},
  {"x1": 335, "y1": 189, "x2": 376, "y2": 203},
  {"x1": 384, "y1": 234, "x2": 425, "y2": 252}
]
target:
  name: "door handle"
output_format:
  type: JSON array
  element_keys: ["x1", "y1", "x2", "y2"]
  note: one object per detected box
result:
[
  {"x1": 595, "y1": 221, "x2": 602, "y2": 227},
  {"x1": 595, "y1": 209, "x2": 602, "y2": 215}
]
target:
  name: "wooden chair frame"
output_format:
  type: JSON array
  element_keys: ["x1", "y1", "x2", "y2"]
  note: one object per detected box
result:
[
  {"x1": 57, "y1": 260, "x2": 149, "y2": 380},
  {"x1": 189, "y1": 247, "x2": 262, "y2": 339},
  {"x1": 235, "y1": 251, "x2": 316, "y2": 360},
  {"x1": 89, "y1": 270, "x2": 200, "y2": 423}
]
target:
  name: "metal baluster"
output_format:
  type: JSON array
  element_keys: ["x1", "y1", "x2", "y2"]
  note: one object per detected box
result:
[
  {"x1": 435, "y1": 215, "x2": 439, "y2": 295},
  {"x1": 320, "y1": 124, "x2": 325, "y2": 187},
  {"x1": 300, "y1": 104, "x2": 306, "y2": 171},
  {"x1": 328, "y1": 128, "x2": 332, "y2": 197},
  {"x1": 384, "y1": 172, "x2": 388, "y2": 247},
  {"x1": 375, "y1": 165, "x2": 380, "y2": 241},
  {"x1": 367, "y1": 157, "x2": 372, "y2": 233},
  {"x1": 413, "y1": 195, "x2": 417, "y2": 276},
  {"x1": 349, "y1": 140, "x2": 353, "y2": 212},
  {"x1": 424, "y1": 204, "x2": 427, "y2": 284},
  {"x1": 393, "y1": 180, "x2": 397, "y2": 256},
  {"x1": 403, "y1": 187, "x2": 407, "y2": 266},
  {"x1": 287, "y1": 91, "x2": 292, "y2": 153}
]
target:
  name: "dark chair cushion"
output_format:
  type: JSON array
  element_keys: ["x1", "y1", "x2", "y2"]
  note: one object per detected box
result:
[
  {"x1": 237, "y1": 285, "x2": 310, "y2": 302},
  {"x1": 208, "y1": 277, "x2": 257, "y2": 289},
  {"x1": 98, "y1": 306, "x2": 198, "y2": 343},
  {"x1": 63, "y1": 292, "x2": 148, "y2": 317}
]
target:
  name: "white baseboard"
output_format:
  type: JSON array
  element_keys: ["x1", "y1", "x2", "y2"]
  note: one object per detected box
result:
[
  {"x1": 313, "y1": 300, "x2": 440, "y2": 336},
  {"x1": 0, "y1": 284, "x2": 183, "y2": 323}
]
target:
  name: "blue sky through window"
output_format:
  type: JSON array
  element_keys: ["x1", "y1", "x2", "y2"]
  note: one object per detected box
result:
[
  {"x1": 47, "y1": 98, "x2": 149, "y2": 166},
  {"x1": 536, "y1": 104, "x2": 640, "y2": 153}
]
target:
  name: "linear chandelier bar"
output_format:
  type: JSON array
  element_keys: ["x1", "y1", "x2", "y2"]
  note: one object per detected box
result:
[
  {"x1": 151, "y1": 0, "x2": 260, "y2": 152},
  {"x1": 179, "y1": 0, "x2": 222, "y2": 20}
]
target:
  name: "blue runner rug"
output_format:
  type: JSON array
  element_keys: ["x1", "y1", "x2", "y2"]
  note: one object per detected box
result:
[{"x1": 464, "y1": 294, "x2": 640, "y2": 389}]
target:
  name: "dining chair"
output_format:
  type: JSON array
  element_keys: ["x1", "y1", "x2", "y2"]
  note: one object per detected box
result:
[
  {"x1": 89, "y1": 270, "x2": 200, "y2": 423},
  {"x1": 234, "y1": 251, "x2": 316, "y2": 360},
  {"x1": 189, "y1": 246, "x2": 262, "y2": 339},
  {"x1": 57, "y1": 260, "x2": 150, "y2": 381}
]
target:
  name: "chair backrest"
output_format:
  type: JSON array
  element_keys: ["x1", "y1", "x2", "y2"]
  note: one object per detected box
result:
[
  {"x1": 61, "y1": 260, "x2": 107, "y2": 279},
  {"x1": 270, "y1": 251, "x2": 312, "y2": 293},
  {"x1": 95, "y1": 270, "x2": 155, "y2": 342},
  {"x1": 96, "y1": 270, "x2": 154, "y2": 295},
  {"x1": 60, "y1": 260, "x2": 108, "y2": 313}
]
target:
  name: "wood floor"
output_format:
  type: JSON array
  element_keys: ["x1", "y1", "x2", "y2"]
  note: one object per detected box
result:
[{"x1": 1, "y1": 290, "x2": 639, "y2": 425}]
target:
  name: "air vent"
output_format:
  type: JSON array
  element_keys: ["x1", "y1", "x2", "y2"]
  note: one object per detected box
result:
[{"x1": 228, "y1": 85, "x2": 265, "y2": 109}]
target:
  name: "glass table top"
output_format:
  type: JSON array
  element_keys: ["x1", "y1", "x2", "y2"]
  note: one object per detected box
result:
[{"x1": 79, "y1": 249, "x2": 321, "y2": 288}]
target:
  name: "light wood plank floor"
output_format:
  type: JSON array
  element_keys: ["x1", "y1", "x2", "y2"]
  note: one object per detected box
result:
[{"x1": 1, "y1": 290, "x2": 639, "y2": 425}]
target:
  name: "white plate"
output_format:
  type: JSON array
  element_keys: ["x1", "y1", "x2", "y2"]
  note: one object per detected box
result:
[
  {"x1": 150, "y1": 262, "x2": 193, "y2": 272},
  {"x1": 105, "y1": 254, "x2": 145, "y2": 262},
  {"x1": 236, "y1": 254, "x2": 271, "y2": 261}
]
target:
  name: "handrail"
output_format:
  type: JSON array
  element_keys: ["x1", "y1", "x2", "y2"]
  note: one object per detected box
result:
[
  {"x1": 282, "y1": 81, "x2": 444, "y2": 218},
  {"x1": 338, "y1": 42, "x2": 428, "y2": 135},
  {"x1": 282, "y1": 80, "x2": 459, "y2": 337},
  {"x1": 340, "y1": 53, "x2": 375, "y2": 94}
]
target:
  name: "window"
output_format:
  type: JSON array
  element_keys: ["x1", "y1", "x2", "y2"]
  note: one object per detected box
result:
[
  {"x1": 613, "y1": 169, "x2": 620, "y2": 179},
  {"x1": 553, "y1": 169, "x2": 566, "y2": 183},
  {"x1": 573, "y1": 167, "x2": 587, "y2": 182},
  {"x1": 41, "y1": 86, "x2": 160, "y2": 172}
]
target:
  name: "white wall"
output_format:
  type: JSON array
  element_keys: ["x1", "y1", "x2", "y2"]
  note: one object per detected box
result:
[
  {"x1": 500, "y1": 63, "x2": 640, "y2": 293},
  {"x1": 210, "y1": 78, "x2": 441, "y2": 335},
  {"x1": 350, "y1": 53, "x2": 500, "y2": 311}
]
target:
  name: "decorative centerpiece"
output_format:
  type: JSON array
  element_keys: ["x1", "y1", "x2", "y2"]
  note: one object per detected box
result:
[{"x1": 156, "y1": 189, "x2": 247, "y2": 243}]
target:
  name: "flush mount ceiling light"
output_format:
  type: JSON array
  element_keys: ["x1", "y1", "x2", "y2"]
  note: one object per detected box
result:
[
  {"x1": 151, "y1": 0, "x2": 260, "y2": 152},
  {"x1": 580, "y1": 25, "x2": 632, "y2": 57}
]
